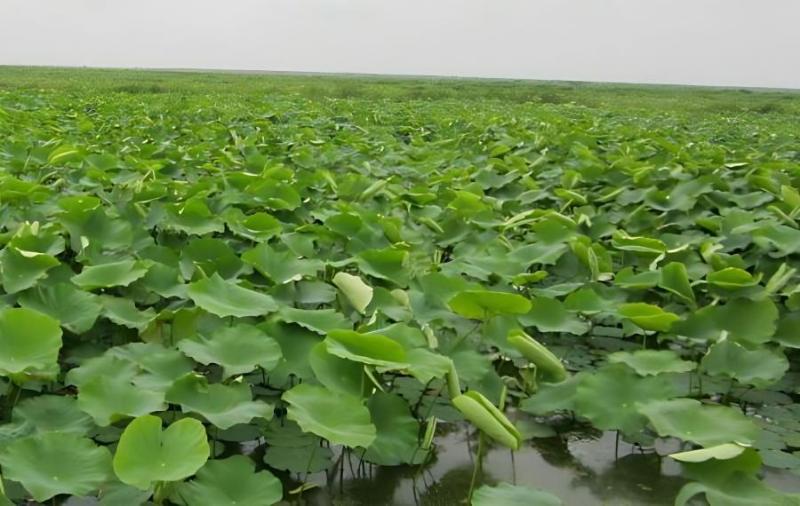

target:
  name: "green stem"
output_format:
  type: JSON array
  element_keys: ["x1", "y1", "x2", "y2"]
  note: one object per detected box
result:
[{"x1": 468, "y1": 432, "x2": 485, "y2": 502}]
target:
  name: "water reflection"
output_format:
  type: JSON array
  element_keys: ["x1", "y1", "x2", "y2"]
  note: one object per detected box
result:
[{"x1": 286, "y1": 425, "x2": 688, "y2": 505}]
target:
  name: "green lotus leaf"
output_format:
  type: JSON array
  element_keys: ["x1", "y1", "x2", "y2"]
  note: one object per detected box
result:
[
  {"x1": 226, "y1": 210, "x2": 283, "y2": 241},
  {"x1": 0, "y1": 307, "x2": 62, "y2": 378},
  {"x1": 356, "y1": 248, "x2": 410, "y2": 286},
  {"x1": 774, "y1": 312, "x2": 800, "y2": 348},
  {"x1": 242, "y1": 243, "x2": 324, "y2": 285},
  {"x1": 639, "y1": 398, "x2": 759, "y2": 447},
  {"x1": 187, "y1": 273, "x2": 278, "y2": 318},
  {"x1": 658, "y1": 262, "x2": 696, "y2": 305},
  {"x1": 332, "y1": 272, "x2": 373, "y2": 314},
  {"x1": 177, "y1": 323, "x2": 282, "y2": 378},
  {"x1": 608, "y1": 349, "x2": 696, "y2": 376},
  {"x1": 110, "y1": 342, "x2": 195, "y2": 390},
  {"x1": 325, "y1": 329, "x2": 408, "y2": 369},
  {"x1": 448, "y1": 289, "x2": 532, "y2": 320},
  {"x1": 0, "y1": 433, "x2": 112, "y2": 502},
  {"x1": 701, "y1": 340, "x2": 789, "y2": 387},
  {"x1": 617, "y1": 302, "x2": 679, "y2": 332},
  {"x1": 163, "y1": 198, "x2": 224, "y2": 236},
  {"x1": 403, "y1": 348, "x2": 453, "y2": 384},
  {"x1": 519, "y1": 373, "x2": 583, "y2": 415},
  {"x1": 7, "y1": 395, "x2": 93, "y2": 438},
  {"x1": 113, "y1": 415, "x2": 209, "y2": 490},
  {"x1": 707, "y1": 267, "x2": 760, "y2": 289},
  {"x1": 363, "y1": 392, "x2": 425, "y2": 465},
  {"x1": 176, "y1": 455, "x2": 282, "y2": 506},
  {"x1": 0, "y1": 247, "x2": 59, "y2": 294},
  {"x1": 472, "y1": 483, "x2": 562, "y2": 506},
  {"x1": 611, "y1": 231, "x2": 666, "y2": 254},
  {"x1": 166, "y1": 374, "x2": 273, "y2": 430},
  {"x1": 675, "y1": 476, "x2": 800, "y2": 506},
  {"x1": 283, "y1": 383, "x2": 376, "y2": 448},
  {"x1": 614, "y1": 267, "x2": 661, "y2": 290},
  {"x1": 518, "y1": 296, "x2": 590, "y2": 335},
  {"x1": 71, "y1": 259, "x2": 150, "y2": 290},
  {"x1": 276, "y1": 306, "x2": 350, "y2": 335},
  {"x1": 100, "y1": 295, "x2": 157, "y2": 331},
  {"x1": 670, "y1": 443, "x2": 747, "y2": 463},
  {"x1": 308, "y1": 342, "x2": 364, "y2": 396},
  {"x1": 714, "y1": 298, "x2": 778, "y2": 345},
  {"x1": 575, "y1": 365, "x2": 675, "y2": 436},
  {"x1": 262, "y1": 419, "x2": 333, "y2": 473},
  {"x1": 452, "y1": 390, "x2": 521, "y2": 450},
  {"x1": 97, "y1": 479, "x2": 153, "y2": 506},
  {"x1": 17, "y1": 283, "x2": 102, "y2": 334},
  {"x1": 77, "y1": 375, "x2": 167, "y2": 426}
]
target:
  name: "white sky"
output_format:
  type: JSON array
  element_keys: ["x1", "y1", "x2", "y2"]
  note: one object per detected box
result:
[{"x1": 1, "y1": 0, "x2": 799, "y2": 89}]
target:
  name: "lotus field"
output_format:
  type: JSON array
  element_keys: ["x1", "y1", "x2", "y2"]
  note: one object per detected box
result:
[{"x1": 0, "y1": 68, "x2": 799, "y2": 505}]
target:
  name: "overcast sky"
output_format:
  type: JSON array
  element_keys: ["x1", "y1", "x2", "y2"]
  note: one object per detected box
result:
[{"x1": 1, "y1": 0, "x2": 798, "y2": 89}]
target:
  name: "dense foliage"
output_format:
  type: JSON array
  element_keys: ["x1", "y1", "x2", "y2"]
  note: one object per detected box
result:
[{"x1": 0, "y1": 67, "x2": 798, "y2": 505}]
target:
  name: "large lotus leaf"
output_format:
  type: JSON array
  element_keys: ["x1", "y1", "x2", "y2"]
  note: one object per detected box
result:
[
  {"x1": 615, "y1": 267, "x2": 661, "y2": 290},
  {"x1": 519, "y1": 374, "x2": 583, "y2": 415},
  {"x1": 448, "y1": 289, "x2": 532, "y2": 320},
  {"x1": 262, "y1": 419, "x2": 333, "y2": 473},
  {"x1": 242, "y1": 243, "x2": 323, "y2": 285},
  {"x1": 472, "y1": 483, "x2": 562, "y2": 506},
  {"x1": 332, "y1": 272, "x2": 373, "y2": 314},
  {"x1": 163, "y1": 198, "x2": 224, "y2": 236},
  {"x1": 17, "y1": 283, "x2": 102, "y2": 334},
  {"x1": 276, "y1": 307, "x2": 350, "y2": 335},
  {"x1": 706, "y1": 267, "x2": 760, "y2": 290},
  {"x1": 8, "y1": 395, "x2": 93, "y2": 437},
  {"x1": 518, "y1": 296, "x2": 590, "y2": 335},
  {"x1": 113, "y1": 415, "x2": 209, "y2": 490},
  {"x1": 176, "y1": 455, "x2": 282, "y2": 506},
  {"x1": 0, "y1": 307, "x2": 62, "y2": 377},
  {"x1": 701, "y1": 340, "x2": 788, "y2": 387},
  {"x1": 356, "y1": 248, "x2": 410, "y2": 286},
  {"x1": 774, "y1": 312, "x2": 800, "y2": 348},
  {"x1": 166, "y1": 374, "x2": 273, "y2": 430},
  {"x1": 226, "y1": 210, "x2": 282, "y2": 242},
  {"x1": 0, "y1": 247, "x2": 59, "y2": 294},
  {"x1": 187, "y1": 273, "x2": 278, "y2": 318},
  {"x1": 574, "y1": 365, "x2": 675, "y2": 435},
  {"x1": 325, "y1": 329, "x2": 408, "y2": 369},
  {"x1": 77, "y1": 376, "x2": 166, "y2": 426},
  {"x1": 714, "y1": 298, "x2": 778, "y2": 345},
  {"x1": 608, "y1": 349, "x2": 696, "y2": 376},
  {"x1": 658, "y1": 262, "x2": 695, "y2": 305},
  {"x1": 283, "y1": 383, "x2": 376, "y2": 448},
  {"x1": 71, "y1": 259, "x2": 150, "y2": 290},
  {"x1": 0, "y1": 433, "x2": 112, "y2": 502},
  {"x1": 110, "y1": 342, "x2": 195, "y2": 391},
  {"x1": 97, "y1": 480, "x2": 153, "y2": 506},
  {"x1": 617, "y1": 303, "x2": 679, "y2": 332},
  {"x1": 363, "y1": 392, "x2": 424, "y2": 465},
  {"x1": 100, "y1": 295, "x2": 157, "y2": 331},
  {"x1": 639, "y1": 398, "x2": 759, "y2": 447},
  {"x1": 308, "y1": 342, "x2": 364, "y2": 396},
  {"x1": 177, "y1": 324, "x2": 282, "y2": 378},
  {"x1": 180, "y1": 238, "x2": 243, "y2": 280},
  {"x1": 404, "y1": 348, "x2": 453, "y2": 384},
  {"x1": 675, "y1": 475, "x2": 800, "y2": 506}
]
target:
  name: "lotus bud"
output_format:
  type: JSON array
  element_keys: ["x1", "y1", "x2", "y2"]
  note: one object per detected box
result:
[
  {"x1": 507, "y1": 329, "x2": 568, "y2": 383},
  {"x1": 452, "y1": 390, "x2": 521, "y2": 450}
]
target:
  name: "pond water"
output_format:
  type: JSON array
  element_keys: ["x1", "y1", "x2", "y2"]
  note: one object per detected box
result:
[{"x1": 264, "y1": 424, "x2": 800, "y2": 506}]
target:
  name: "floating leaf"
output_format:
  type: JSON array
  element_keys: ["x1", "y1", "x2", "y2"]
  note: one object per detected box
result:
[
  {"x1": 640, "y1": 398, "x2": 759, "y2": 447},
  {"x1": 113, "y1": 415, "x2": 209, "y2": 490},
  {"x1": 608, "y1": 349, "x2": 695, "y2": 376},
  {"x1": 283, "y1": 383, "x2": 376, "y2": 448},
  {"x1": 71, "y1": 259, "x2": 150, "y2": 290},
  {"x1": 701, "y1": 340, "x2": 788, "y2": 387},
  {"x1": 448, "y1": 290, "x2": 532, "y2": 320},
  {"x1": 176, "y1": 456, "x2": 283, "y2": 506},
  {"x1": 0, "y1": 307, "x2": 62, "y2": 377},
  {"x1": 472, "y1": 483, "x2": 562, "y2": 506},
  {"x1": 0, "y1": 433, "x2": 112, "y2": 502},
  {"x1": 166, "y1": 374, "x2": 273, "y2": 430},
  {"x1": 177, "y1": 324, "x2": 282, "y2": 379},
  {"x1": 187, "y1": 273, "x2": 278, "y2": 318}
]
